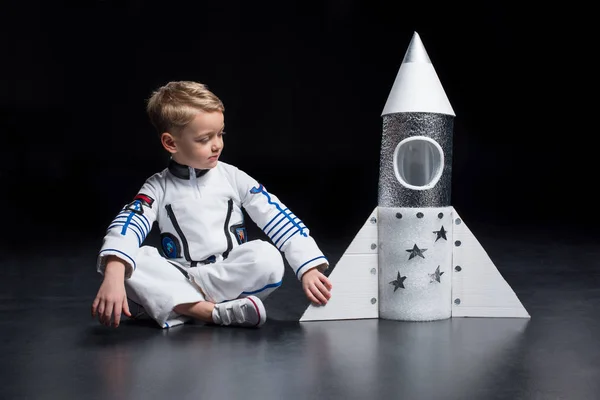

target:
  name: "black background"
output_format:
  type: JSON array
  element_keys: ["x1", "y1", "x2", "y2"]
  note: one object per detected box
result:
[{"x1": 1, "y1": 1, "x2": 593, "y2": 252}]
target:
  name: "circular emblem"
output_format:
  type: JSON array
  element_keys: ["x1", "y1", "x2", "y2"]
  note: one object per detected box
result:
[{"x1": 161, "y1": 233, "x2": 181, "y2": 258}]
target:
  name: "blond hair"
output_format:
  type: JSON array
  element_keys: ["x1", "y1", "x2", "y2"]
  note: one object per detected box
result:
[{"x1": 146, "y1": 81, "x2": 225, "y2": 134}]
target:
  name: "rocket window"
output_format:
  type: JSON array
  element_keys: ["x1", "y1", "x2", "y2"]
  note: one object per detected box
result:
[{"x1": 393, "y1": 136, "x2": 444, "y2": 190}]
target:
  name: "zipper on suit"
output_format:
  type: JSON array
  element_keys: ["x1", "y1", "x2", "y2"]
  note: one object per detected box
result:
[
  {"x1": 165, "y1": 204, "x2": 192, "y2": 262},
  {"x1": 222, "y1": 199, "x2": 234, "y2": 259},
  {"x1": 189, "y1": 167, "x2": 201, "y2": 198}
]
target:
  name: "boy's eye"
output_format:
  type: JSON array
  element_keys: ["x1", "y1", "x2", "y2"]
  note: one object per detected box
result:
[{"x1": 196, "y1": 131, "x2": 225, "y2": 143}]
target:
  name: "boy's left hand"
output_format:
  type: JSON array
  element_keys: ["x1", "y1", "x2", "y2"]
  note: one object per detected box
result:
[{"x1": 301, "y1": 266, "x2": 332, "y2": 305}]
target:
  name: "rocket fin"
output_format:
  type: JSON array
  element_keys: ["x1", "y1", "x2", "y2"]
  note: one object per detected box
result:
[
  {"x1": 451, "y1": 208, "x2": 530, "y2": 318},
  {"x1": 299, "y1": 207, "x2": 379, "y2": 321}
]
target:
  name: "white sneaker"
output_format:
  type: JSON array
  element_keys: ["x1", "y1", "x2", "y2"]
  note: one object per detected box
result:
[{"x1": 212, "y1": 296, "x2": 267, "y2": 328}]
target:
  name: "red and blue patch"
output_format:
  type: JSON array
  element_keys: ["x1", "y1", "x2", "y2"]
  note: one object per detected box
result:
[
  {"x1": 133, "y1": 194, "x2": 154, "y2": 207},
  {"x1": 235, "y1": 227, "x2": 247, "y2": 244},
  {"x1": 125, "y1": 193, "x2": 155, "y2": 215},
  {"x1": 230, "y1": 223, "x2": 248, "y2": 245}
]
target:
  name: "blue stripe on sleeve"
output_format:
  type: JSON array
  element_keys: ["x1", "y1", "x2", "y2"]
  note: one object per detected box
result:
[
  {"x1": 99, "y1": 249, "x2": 137, "y2": 270},
  {"x1": 112, "y1": 217, "x2": 149, "y2": 238},
  {"x1": 251, "y1": 185, "x2": 307, "y2": 238},
  {"x1": 270, "y1": 220, "x2": 292, "y2": 241},
  {"x1": 116, "y1": 210, "x2": 151, "y2": 233},
  {"x1": 278, "y1": 230, "x2": 300, "y2": 250},
  {"x1": 108, "y1": 224, "x2": 142, "y2": 246},
  {"x1": 134, "y1": 213, "x2": 151, "y2": 233},
  {"x1": 262, "y1": 208, "x2": 289, "y2": 231},
  {"x1": 130, "y1": 221, "x2": 147, "y2": 239},
  {"x1": 265, "y1": 214, "x2": 287, "y2": 236},
  {"x1": 296, "y1": 256, "x2": 328, "y2": 278},
  {"x1": 121, "y1": 201, "x2": 141, "y2": 236},
  {"x1": 274, "y1": 225, "x2": 298, "y2": 246},
  {"x1": 274, "y1": 220, "x2": 305, "y2": 246}
]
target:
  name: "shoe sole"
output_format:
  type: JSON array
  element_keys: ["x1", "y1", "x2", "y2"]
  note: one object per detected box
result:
[{"x1": 246, "y1": 296, "x2": 267, "y2": 327}]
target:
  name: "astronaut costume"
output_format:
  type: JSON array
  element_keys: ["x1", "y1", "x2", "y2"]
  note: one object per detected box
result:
[{"x1": 97, "y1": 159, "x2": 329, "y2": 328}]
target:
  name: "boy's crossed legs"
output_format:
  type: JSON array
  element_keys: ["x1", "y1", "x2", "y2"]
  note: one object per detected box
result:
[{"x1": 126, "y1": 240, "x2": 284, "y2": 329}]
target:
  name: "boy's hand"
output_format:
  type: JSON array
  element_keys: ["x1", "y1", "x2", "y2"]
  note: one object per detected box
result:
[
  {"x1": 301, "y1": 266, "x2": 332, "y2": 305},
  {"x1": 91, "y1": 257, "x2": 132, "y2": 327}
]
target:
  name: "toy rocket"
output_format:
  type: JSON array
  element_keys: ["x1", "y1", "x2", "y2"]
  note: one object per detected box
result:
[{"x1": 300, "y1": 32, "x2": 529, "y2": 322}]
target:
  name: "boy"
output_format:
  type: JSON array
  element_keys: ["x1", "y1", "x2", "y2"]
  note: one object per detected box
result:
[{"x1": 91, "y1": 81, "x2": 332, "y2": 329}]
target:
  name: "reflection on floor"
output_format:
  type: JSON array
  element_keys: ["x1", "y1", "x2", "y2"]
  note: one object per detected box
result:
[{"x1": 1, "y1": 222, "x2": 598, "y2": 400}]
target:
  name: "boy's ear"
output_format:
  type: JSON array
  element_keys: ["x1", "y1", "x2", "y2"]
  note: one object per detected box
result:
[{"x1": 161, "y1": 132, "x2": 177, "y2": 154}]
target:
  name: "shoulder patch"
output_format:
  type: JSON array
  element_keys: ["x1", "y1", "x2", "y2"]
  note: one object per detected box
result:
[
  {"x1": 236, "y1": 227, "x2": 247, "y2": 244},
  {"x1": 125, "y1": 193, "x2": 155, "y2": 215},
  {"x1": 230, "y1": 223, "x2": 248, "y2": 245},
  {"x1": 134, "y1": 194, "x2": 154, "y2": 207}
]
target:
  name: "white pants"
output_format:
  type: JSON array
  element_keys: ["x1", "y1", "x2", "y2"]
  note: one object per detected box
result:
[{"x1": 125, "y1": 240, "x2": 285, "y2": 328}]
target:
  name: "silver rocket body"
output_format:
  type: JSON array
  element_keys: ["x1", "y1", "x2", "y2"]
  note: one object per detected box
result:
[
  {"x1": 379, "y1": 112, "x2": 453, "y2": 207},
  {"x1": 377, "y1": 32, "x2": 455, "y2": 321}
]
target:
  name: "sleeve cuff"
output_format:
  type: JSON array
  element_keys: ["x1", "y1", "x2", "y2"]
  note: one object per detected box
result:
[
  {"x1": 97, "y1": 249, "x2": 136, "y2": 279},
  {"x1": 295, "y1": 255, "x2": 329, "y2": 281}
]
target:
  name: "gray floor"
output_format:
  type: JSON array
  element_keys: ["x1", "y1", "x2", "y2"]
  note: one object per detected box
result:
[{"x1": 1, "y1": 221, "x2": 599, "y2": 400}]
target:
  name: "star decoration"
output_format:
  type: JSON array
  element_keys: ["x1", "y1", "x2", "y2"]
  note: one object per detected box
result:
[
  {"x1": 433, "y1": 226, "x2": 447, "y2": 242},
  {"x1": 406, "y1": 244, "x2": 427, "y2": 259},
  {"x1": 390, "y1": 271, "x2": 407, "y2": 292},
  {"x1": 429, "y1": 266, "x2": 445, "y2": 283}
]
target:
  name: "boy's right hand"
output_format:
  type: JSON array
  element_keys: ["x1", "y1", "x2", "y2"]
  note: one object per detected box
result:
[{"x1": 91, "y1": 257, "x2": 132, "y2": 327}]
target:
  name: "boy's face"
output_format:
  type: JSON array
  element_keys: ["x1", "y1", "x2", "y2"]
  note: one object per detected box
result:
[{"x1": 163, "y1": 111, "x2": 225, "y2": 170}]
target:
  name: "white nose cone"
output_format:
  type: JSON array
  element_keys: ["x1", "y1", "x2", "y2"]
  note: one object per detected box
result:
[{"x1": 381, "y1": 32, "x2": 455, "y2": 117}]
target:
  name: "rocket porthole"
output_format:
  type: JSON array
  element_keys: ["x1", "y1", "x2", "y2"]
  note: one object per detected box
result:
[
  {"x1": 392, "y1": 136, "x2": 444, "y2": 190},
  {"x1": 396, "y1": 213, "x2": 402, "y2": 219},
  {"x1": 417, "y1": 212, "x2": 424, "y2": 218},
  {"x1": 438, "y1": 213, "x2": 443, "y2": 218}
]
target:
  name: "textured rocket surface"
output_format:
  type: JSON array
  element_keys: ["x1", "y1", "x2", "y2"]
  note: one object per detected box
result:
[{"x1": 378, "y1": 113, "x2": 453, "y2": 207}]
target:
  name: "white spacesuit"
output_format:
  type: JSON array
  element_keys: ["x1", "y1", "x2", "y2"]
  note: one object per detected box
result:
[{"x1": 97, "y1": 159, "x2": 329, "y2": 328}]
